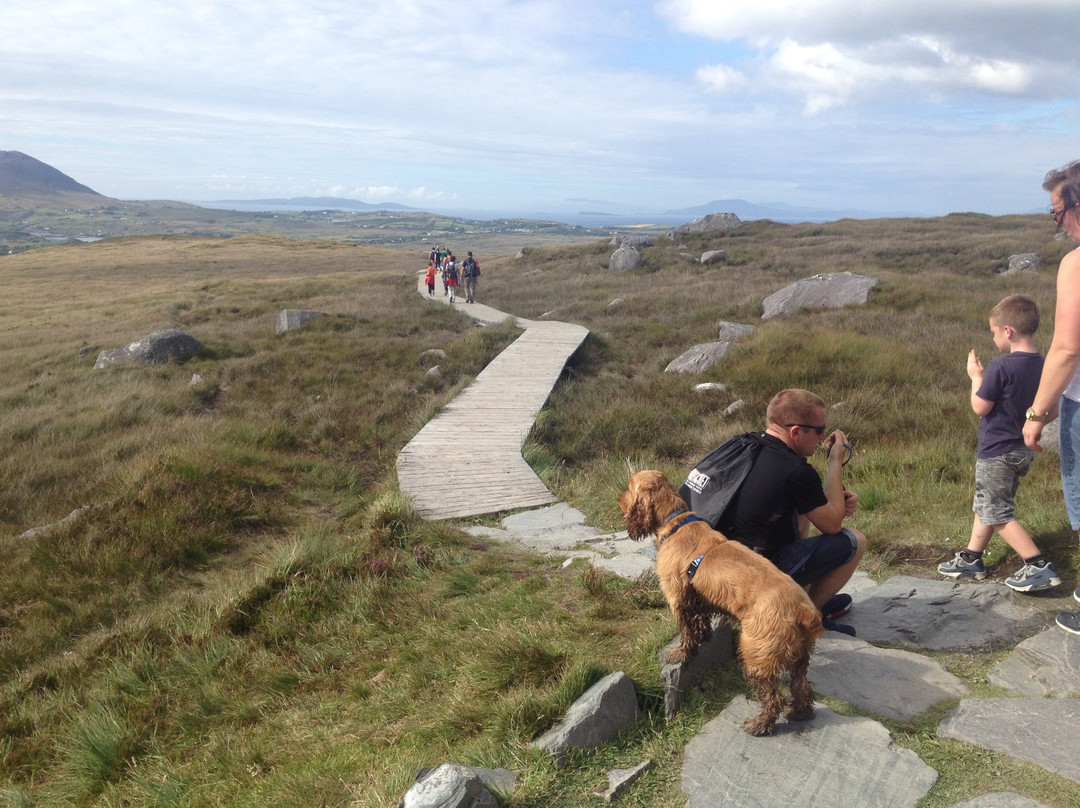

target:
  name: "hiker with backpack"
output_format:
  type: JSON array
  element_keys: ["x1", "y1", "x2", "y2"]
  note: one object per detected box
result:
[
  {"x1": 680, "y1": 388, "x2": 866, "y2": 635},
  {"x1": 443, "y1": 254, "x2": 460, "y2": 303},
  {"x1": 461, "y1": 251, "x2": 481, "y2": 304}
]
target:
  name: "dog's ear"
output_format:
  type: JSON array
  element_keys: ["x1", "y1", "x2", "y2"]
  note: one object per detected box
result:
[{"x1": 624, "y1": 479, "x2": 655, "y2": 541}]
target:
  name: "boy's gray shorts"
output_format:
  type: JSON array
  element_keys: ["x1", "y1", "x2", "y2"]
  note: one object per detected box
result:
[{"x1": 973, "y1": 449, "x2": 1033, "y2": 525}]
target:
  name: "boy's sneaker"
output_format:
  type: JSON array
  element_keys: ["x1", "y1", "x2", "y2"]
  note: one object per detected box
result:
[
  {"x1": 1005, "y1": 562, "x2": 1061, "y2": 592},
  {"x1": 937, "y1": 551, "x2": 987, "y2": 580},
  {"x1": 821, "y1": 593, "x2": 852, "y2": 619},
  {"x1": 1056, "y1": 611, "x2": 1080, "y2": 635}
]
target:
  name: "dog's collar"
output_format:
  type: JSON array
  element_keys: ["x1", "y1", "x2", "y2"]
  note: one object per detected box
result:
[{"x1": 659, "y1": 510, "x2": 702, "y2": 543}]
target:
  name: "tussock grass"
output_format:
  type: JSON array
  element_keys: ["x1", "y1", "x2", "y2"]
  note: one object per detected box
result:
[{"x1": 1, "y1": 220, "x2": 1078, "y2": 807}]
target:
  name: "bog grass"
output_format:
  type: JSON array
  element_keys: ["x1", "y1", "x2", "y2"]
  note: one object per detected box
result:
[{"x1": 0, "y1": 220, "x2": 1078, "y2": 808}]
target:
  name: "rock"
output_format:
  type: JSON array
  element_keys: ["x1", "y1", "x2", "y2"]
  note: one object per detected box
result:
[
  {"x1": 700, "y1": 249, "x2": 726, "y2": 265},
  {"x1": 514, "y1": 247, "x2": 533, "y2": 259},
  {"x1": 683, "y1": 697, "x2": 938, "y2": 808},
  {"x1": 593, "y1": 759, "x2": 655, "y2": 803},
  {"x1": 938, "y1": 699, "x2": 1080, "y2": 785},
  {"x1": 843, "y1": 576, "x2": 1048, "y2": 653},
  {"x1": 18, "y1": 504, "x2": 102, "y2": 540},
  {"x1": 810, "y1": 635, "x2": 969, "y2": 720},
  {"x1": 608, "y1": 246, "x2": 643, "y2": 271},
  {"x1": 693, "y1": 383, "x2": 728, "y2": 393},
  {"x1": 949, "y1": 794, "x2": 1051, "y2": 808},
  {"x1": 397, "y1": 763, "x2": 518, "y2": 808},
  {"x1": 606, "y1": 298, "x2": 624, "y2": 309},
  {"x1": 78, "y1": 344, "x2": 96, "y2": 358},
  {"x1": 425, "y1": 365, "x2": 442, "y2": 378},
  {"x1": 669, "y1": 212, "x2": 742, "y2": 236},
  {"x1": 610, "y1": 234, "x2": 653, "y2": 249},
  {"x1": 717, "y1": 322, "x2": 757, "y2": 342},
  {"x1": 420, "y1": 348, "x2": 447, "y2": 361},
  {"x1": 532, "y1": 671, "x2": 640, "y2": 767},
  {"x1": 94, "y1": 329, "x2": 203, "y2": 369},
  {"x1": 1040, "y1": 419, "x2": 1059, "y2": 452},
  {"x1": 665, "y1": 342, "x2": 736, "y2": 374},
  {"x1": 722, "y1": 399, "x2": 745, "y2": 416},
  {"x1": 276, "y1": 309, "x2": 326, "y2": 333},
  {"x1": 188, "y1": 373, "x2": 204, "y2": 386},
  {"x1": 987, "y1": 625, "x2": 1080, "y2": 697},
  {"x1": 679, "y1": 252, "x2": 699, "y2": 264},
  {"x1": 1004, "y1": 253, "x2": 1040, "y2": 274},
  {"x1": 661, "y1": 618, "x2": 734, "y2": 719},
  {"x1": 761, "y1": 271, "x2": 879, "y2": 320}
]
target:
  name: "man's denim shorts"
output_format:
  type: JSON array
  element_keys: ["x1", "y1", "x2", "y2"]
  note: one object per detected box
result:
[
  {"x1": 767, "y1": 528, "x2": 858, "y2": 586},
  {"x1": 972, "y1": 449, "x2": 1032, "y2": 526}
]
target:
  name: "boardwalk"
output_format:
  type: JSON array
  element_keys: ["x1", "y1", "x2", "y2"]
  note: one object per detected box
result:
[{"x1": 396, "y1": 276, "x2": 589, "y2": 519}]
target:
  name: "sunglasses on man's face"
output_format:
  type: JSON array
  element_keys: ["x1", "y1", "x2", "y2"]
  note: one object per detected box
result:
[{"x1": 785, "y1": 423, "x2": 827, "y2": 436}]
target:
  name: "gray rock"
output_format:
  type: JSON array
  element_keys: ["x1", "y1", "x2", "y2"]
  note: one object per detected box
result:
[
  {"x1": 593, "y1": 759, "x2": 655, "y2": 804},
  {"x1": 1040, "y1": 419, "x2": 1059, "y2": 453},
  {"x1": 276, "y1": 309, "x2": 327, "y2": 333},
  {"x1": 987, "y1": 625, "x2": 1080, "y2": 697},
  {"x1": 843, "y1": 575, "x2": 1048, "y2": 652},
  {"x1": 1004, "y1": 253, "x2": 1040, "y2": 274},
  {"x1": 810, "y1": 634, "x2": 969, "y2": 720},
  {"x1": 608, "y1": 246, "x2": 643, "y2": 271},
  {"x1": 94, "y1": 329, "x2": 203, "y2": 369},
  {"x1": 78, "y1": 344, "x2": 97, "y2": 358},
  {"x1": 665, "y1": 341, "x2": 736, "y2": 374},
  {"x1": 717, "y1": 321, "x2": 757, "y2": 342},
  {"x1": 761, "y1": 271, "x2": 879, "y2": 320},
  {"x1": 679, "y1": 252, "x2": 699, "y2": 264},
  {"x1": 693, "y1": 382, "x2": 728, "y2": 393},
  {"x1": 700, "y1": 249, "x2": 726, "y2": 265},
  {"x1": 661, "y1": 618, "x2": 734, "y2": 719},
  {"x1": 610, "y1": 234, "x2": 653, "y2": 249},
  {"x1": 425, "y1": 365, "x2": 443, "y2": 378},
  {"x1": 397, "y1": 763, "x2": 518, "y2": 808},
  {"x1": 938, "y1": 698, "x2": 1080, "y2": 784},
  {"x1": 532, "y1": 671, "x2": 640, "y2": 767},
  {"x1": 683, "y1": 697, "x2": 937, "y2": 808},
  {"x1": 949, "y1": 794, "x2": 1050, "y2": 808},
  {"x1": 670, "y1": 212, "x2": 742, "y2": 235},
  {"x1": 420, "y1": 348, "x2": 447, "y2": 361},
  {"x1": 606, "y1": 298, "x2": 624, "y2": 309},
  {"x1": 722, "y1": 399, "x2": 745, "y2": 416}
]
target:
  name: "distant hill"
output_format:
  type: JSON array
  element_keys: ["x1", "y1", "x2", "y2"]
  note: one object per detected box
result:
[
  {"x1": 204, "y1": 197, "x2": 417, "y2": 212},
  {"x1": 0, "y1": 151, "x2": 102, "y2": 197}
]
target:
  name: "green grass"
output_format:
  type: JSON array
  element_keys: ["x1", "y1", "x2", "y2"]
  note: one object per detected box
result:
[{"x1": 0, "y1": 219, "x2": 1078, "y2": 807}]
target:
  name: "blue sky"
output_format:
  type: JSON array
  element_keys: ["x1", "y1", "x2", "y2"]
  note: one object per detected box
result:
[{"x1": 3, "y1": 0, "x2": 1078, "y2": 218}]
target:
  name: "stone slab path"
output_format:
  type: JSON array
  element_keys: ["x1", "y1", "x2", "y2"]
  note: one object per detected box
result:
[{"x1": 397, "y1": 278, "x2": 1080, "y2": 807}]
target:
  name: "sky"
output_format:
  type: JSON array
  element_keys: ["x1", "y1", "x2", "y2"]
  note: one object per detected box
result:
[{"x1": 3, "y1": 0, "x2": 1079, "y2": 218}]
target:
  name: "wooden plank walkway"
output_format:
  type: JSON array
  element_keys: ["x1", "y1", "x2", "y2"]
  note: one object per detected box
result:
[{"x1": 396, "y1": 276, "x2": 589, "y2": 519}]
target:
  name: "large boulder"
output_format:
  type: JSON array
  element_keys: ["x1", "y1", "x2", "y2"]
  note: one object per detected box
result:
[
  {"x1": 761, "y1": 271, "x2": 879, "y2": 320},
  {"x1": 94, "y1": 329, "x2": 203, "y2": 369},
  {"x1": 608, "y1": 246, "x2": 642, "y2": 271},
  {"x1": 610, "y1": 233, "x2": 653, "y2": 249},
  {"x1": 700, "y1": 249, "x2": 726, "y2": 265},
  {"x1": 1004, "y1": 253, "x2": 1040, "y2": 274},
  {"x1": 669, "y1": 212, "x2": 741, "y2": 236},
  {"x1": 532, "y1": 671, "x2": 640, "y2": 767}
]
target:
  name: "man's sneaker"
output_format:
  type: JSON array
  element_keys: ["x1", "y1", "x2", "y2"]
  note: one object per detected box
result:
[
  {"x1": 1056, "y1": 611, "x2": 1080, "y2": 635},
  {"x1": 1005, "y1": 562, "x2": 1062, "y2": 592},
  {"x1": 937, "y1": 551, "x2": 987, "y2": 580},
  {"x1": 822, "y1": 617, "x2": 855, "y2": 637},
  {"x1": 822, "y1": 593, "x2": 852, "y2": 619}
]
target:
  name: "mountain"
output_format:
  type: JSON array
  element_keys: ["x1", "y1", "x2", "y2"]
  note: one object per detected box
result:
[
  {"x1": 664, "y1": 198, "x2": 921, "y2": 223},
  {"x1": 0, "y1": 151, "x2": 102, "y2": 197}
]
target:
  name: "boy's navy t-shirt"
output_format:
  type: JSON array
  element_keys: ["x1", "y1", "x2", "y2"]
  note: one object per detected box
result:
[{"x1": 975, "y1": 350, "x2": 1044, "y2": 458}]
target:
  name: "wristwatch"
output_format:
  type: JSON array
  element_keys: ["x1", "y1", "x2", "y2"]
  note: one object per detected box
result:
[{"x1": 1025, "y1": 407, "x2": 1045, "y2": 422}]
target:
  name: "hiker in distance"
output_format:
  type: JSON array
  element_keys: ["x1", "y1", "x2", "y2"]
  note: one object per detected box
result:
[
  {"x1": 681, "y1": 388, "x2": 866, "y2": 636},
  {"x1": 1022, "y1": 158, "x2": 1080, "y2": 635},
  {"x1": 461, "y1": 251, "x2": 481, "y2": 304}
]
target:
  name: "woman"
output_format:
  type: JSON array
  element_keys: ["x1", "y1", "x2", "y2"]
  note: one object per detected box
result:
[{"x1": 1022, "y1": 159, "x2": 1080, "y2": 635}]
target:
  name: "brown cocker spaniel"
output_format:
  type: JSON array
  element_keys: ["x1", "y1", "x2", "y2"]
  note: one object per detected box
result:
[{"x1": 620, "y1": 469, "x2": 824, "y2": 736}]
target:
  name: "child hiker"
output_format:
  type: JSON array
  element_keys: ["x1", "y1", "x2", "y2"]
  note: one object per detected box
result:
[{"x1": 938, "y1": 294, "x2": 1061, "y2": 591}]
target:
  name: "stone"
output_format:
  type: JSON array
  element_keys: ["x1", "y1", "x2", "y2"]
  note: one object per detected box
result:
[
  {"x1": 693, "y1": 382, "x2": 728, "y2": 393},
  {"x1": 670, "y1": 212, "x2": 742, "y2": 235},
  {"x1": 78, "y1": 344, "x2": 96, "y2": 358},
  {"x1": 425, "y1": 365, "x2": 442, "y2": 378},
  {"x1": 94, "y1": 329, "x2": 203, "y2": 369},
  {"x1": 188, "y1": 373, "x2": 204, "y2": 386},
  {"x1": 810, "y1": 634, "x2": 969, "y2": 720},
  {"x1": 679, "y1": 252, "x2": 699, "y2": 264},
  {"x1": 1040, "y1": 419, "x2": 1059, "y2": 452},
  {"x1": 610, "y1": 234, "x2": 653, "y2": 249},
  {"x1": 843, "y1": 575, "x2": 1048, "y2": 652},
  {"x1": 682, "y1": 697, "x2": 937, "y2": 808},
  {"x1": 700, "y1": 249, "x2": 726, "y2": 265},
  {"x1": 761, "y1": 271, "x2": 879, "y2": 320},
  {"x1": 938, "y1": 698, "x2": 1080, "y2": 784},
  {"x1": 608, "y1": 246, "x2": 642, "y2": 271},
  {"x1": 661, "y1": 618, "x2": 734, "y2": 719},
  {"x1": 987, "y1": 625, "x2": 1080, "y2": 697},
  {"x1": 420, "y1": 348, "x2": 447, "y2": 361},
  {"x1": 664, "y1": 341, "x2": 736, "y2": 374},
  {"x1": 606, "y1": 298, "x2": 624, "y2": 309},
  {"x1": 397, "y1": 763, "x2": 517, "y2": 808},
  {"x1": 1004, "y1": 253, "x2": 1040, "y2": 274},
  {"x1": 717, "y1": 321, "x2": 757, "y2": 342},
  {"x1": 276, "y1": 309, "x2": 326, "y2": 333},
  {"x1": 722, "y1": 399, "x2": 745, "y2": 416},
  {"x1": 593, "y1": 759, "x2": 655, "y2": 803},
  {"x1": 532, "y1": 671, "x2": 640, "y2": 767}
]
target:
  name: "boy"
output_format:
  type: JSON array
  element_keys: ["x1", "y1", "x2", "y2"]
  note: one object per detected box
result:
[{"x1": 938, "y1": 294, "x2": 1061, "y2": 591}]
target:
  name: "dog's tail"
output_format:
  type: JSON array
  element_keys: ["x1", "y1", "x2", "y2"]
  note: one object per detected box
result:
[{"x1": 798, "y1": 600, "x2": 825, "y2": 643}]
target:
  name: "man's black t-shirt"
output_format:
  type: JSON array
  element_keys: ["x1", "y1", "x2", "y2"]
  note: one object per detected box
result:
[{"x1": 717, "y1": 433, "x2": 828, "y2": 555}]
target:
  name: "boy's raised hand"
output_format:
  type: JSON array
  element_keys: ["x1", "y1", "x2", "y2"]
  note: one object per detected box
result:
[{"x1": 967, "y1": 349, "x2": 984, "y2": 381}]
